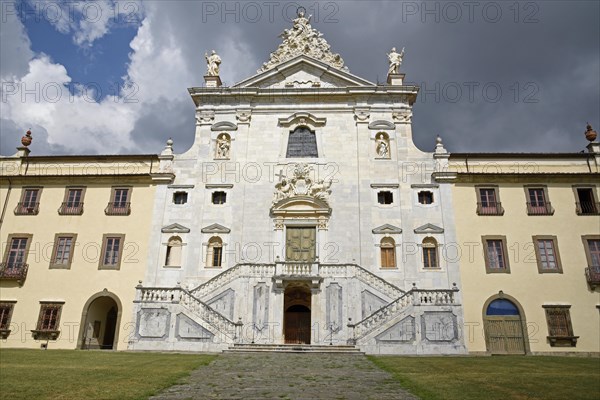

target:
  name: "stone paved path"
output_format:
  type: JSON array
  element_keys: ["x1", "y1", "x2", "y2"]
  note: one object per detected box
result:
[{"x1": 150, "y1": 353, "x2": 418, "y2": 400}]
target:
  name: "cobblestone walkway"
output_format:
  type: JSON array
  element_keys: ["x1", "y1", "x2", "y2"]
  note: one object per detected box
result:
[{"x1": 150, "y1": 353, "x2": 418, "y2": 400}]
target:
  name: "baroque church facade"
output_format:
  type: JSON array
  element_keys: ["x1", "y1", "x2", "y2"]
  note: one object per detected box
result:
[
  {"x1": 132, "y1": 11, "x2": 465, "y2": 354},
  {"x1": 1, "y1": 11, "x2": 598, "y2": 356}
]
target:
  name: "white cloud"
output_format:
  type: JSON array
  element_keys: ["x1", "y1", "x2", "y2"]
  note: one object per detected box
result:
[{"x1": 25, "y1": 0, "x2": 144, "y2": 47}]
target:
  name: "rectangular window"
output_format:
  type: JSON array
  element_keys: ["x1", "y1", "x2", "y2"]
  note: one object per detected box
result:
[
  {"x1": 50, "y1": 234, "x2": 77, "y2": 269},
  {"x1": 588, "y1": 239, "x2": 600, "y2": 267},
  {"x1": 59, "y1": 187, "x2": 85, "y2": 215},
  {"x1": 1, "y1": 234, "x2": 32, "y2": 282},
  {"x1": 15, "y1": 188, "x2": 41, "y2": 215},
  {"x1": 99, "y1": 234, "x2": 125, "y2": 269},
  {"x1": 423, "y1": 247, "x2": 438, "y2": 269},
  {"x1": 36, "y1": 303, "x2": 62, "y2": 331},
  {"x1": 533, "y1": 236, "x2": 562, "y2": 273},
  {"x1": 526, "y1": 187, "x2": 553, "y2": 215},
  {"x1": 583, "y1": 236, "x2": 600, "y2": 288},
  {"x1": 477, "y1": 187, "x2": 503, "y2": 215},
  {"x1": 483, "y1": 236, "x2": 510, "y2": 273},
  {"x1": 173, "y1": 192, "x2": 188, "y2": 204},
  {"x1": 212, "y1": 191, "x2": 227, "y2": 205},
  {"x1": 575, "y1": 187, "x2": 599, "y2": 215},
  {"x1": 380, "y1": 240, "x2": 396, "y2": 268},
  {"x1": 377, "y1": 191, "x2": 393, "y2": 205},
  {"x1": 286, "y1": 127, "x2": 318, "y2": 158},
  {"x1": 418, "y1": 191, "x2": 434, "y2": 205},
  {"x1": 0, "y1": 302, "x2": 15, "y2": 331},
  {"x1": 543, "y1": 306, "x2": 578, "y2": 347},
  {"x1": 105, "y1": 187, "x2": 131, "y2": 215},
  {"x1": 212, "y1": 246, "x2": 223, "y2": 267}
]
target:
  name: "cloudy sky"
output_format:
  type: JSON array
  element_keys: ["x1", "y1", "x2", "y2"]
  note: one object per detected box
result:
[{"x1": 1, "y1": 0, "x2": 598, "y2": 156}]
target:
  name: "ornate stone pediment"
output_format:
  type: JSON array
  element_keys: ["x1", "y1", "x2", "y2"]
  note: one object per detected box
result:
[
  {"x1": 210, "y1": 121, "x2": 238, "y2": 131},
  {"x1": 414, "y1": 223, "x2": 444, "y2": 234},
  {"x1": 161, "y1": 223, "x2": 190, "y2": 234},
  {"x1": 368, "y1": 120, "x2": 396, "y2": 130},
  {"x1": 201, "y1": 223, "x2": 231, "y2": 234},
  {"x1": 278, "y1": 112, "x2": 326, "y2": 128},
  {"x1": 233, "y1": 56, "x2": 374, "y2": 89},
  {"x1": 258, "y1": 8, "x2": 347, "y2": 73},
  {"x1": 372, "y1": 224, "x2": 403, "y2": 234},
  {"x1": 272, "y1": 163, "x2": 333, "y2": 208}
]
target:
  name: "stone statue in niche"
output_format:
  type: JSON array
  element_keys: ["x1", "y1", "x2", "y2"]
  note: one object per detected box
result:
[
  {"x1": 205, "y1": 50, "x2": 221, "y2": 76},
  {"x1": 376, "y1": 133, "x2": 390, "y2": 158},
  {"x1": 216, "y1": 134, "x2": 230, "y2": 159},
  {"x1": 387, "y1": 47, "x2": 405, "y2": 75}
]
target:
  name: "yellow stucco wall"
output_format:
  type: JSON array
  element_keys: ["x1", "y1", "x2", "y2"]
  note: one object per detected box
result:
[
  {"x1": 452, "y1": 177, "x2": 600, "y2": 354},
  {"x1": 0, "y1": 156, "x2": 162, "y2": 350}
]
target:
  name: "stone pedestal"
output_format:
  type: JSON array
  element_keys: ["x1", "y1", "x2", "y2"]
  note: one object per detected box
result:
[
  {"x1": 586, "y1": 141, "x2": 599, "y2": 154},
  {"x1": 387, "y1": 73, "x2": 405, "y2": 86},
  {"x1": 204, "y1": 75, "x2": 222, "y2": 88},
  {"x1": 16, "y1": 146, "x2": 31, "y2": 157}
]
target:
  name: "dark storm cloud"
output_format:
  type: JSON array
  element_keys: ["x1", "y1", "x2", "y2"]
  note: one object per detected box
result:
[
  {"x1": 144, "y1": 0, "x2": 598, "y2": 154},
  {"x1": 4, "y1": 0, "x2": 598, "y2": 155}
]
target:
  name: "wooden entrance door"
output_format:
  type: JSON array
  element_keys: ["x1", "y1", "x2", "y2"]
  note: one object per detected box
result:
[
  {"x1": 484, "y1": 317, "x2": 526, "y2": 354},
  {"x1": 284, "y1": 305, "x2": 311, "y2": 344},
  {"x1": 286, "y1": 227, "x2": 316, "y2": 262},
  {"x1": 484, "y1": 299, "x2": 526, "y2": 354}
]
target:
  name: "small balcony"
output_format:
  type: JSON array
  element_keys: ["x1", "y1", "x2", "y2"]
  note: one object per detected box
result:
[
  {"x1": 105, "y1": 202, "x2": 131, "y2": 216},
  {"x1": 14, "y1": 202, "x2": 39, "y2": 215},
  {"x1": 585, "y1": 266, "x2": 600, "y2": 289},
  {"x1": 476, "y1": 202, "x2": 504, "y2": 216},
  {"x1": 58, "y1": 202, "x2": 84, "y2": 215},
  {"x1": 576, "y1": 202, "x2": 600, "y2": 215},
  {"x1": 0, "y1": 262, "x2": 29, "y2": 284},
  {"x1": 31, "y1": 330, "x2": 60, "y2": 341},
  {"x1": 526, "y1": 202, "x2": 554, "y2": 216}
]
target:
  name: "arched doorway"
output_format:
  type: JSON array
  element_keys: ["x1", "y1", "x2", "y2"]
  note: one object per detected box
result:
[
  {"x1": 284, "y1": 284, "x2": 311, "y2": 344},
  {"x1": 78, "y1": 291, "x2": 122, "y2": 350},
  {"x1": 483, "y1": 295, "x2": 528, "y2": 354}
]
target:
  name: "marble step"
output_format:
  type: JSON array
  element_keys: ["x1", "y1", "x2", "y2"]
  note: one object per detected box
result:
[{"x1": 224, "y1": 344, "x2": 364, "y2": 354}]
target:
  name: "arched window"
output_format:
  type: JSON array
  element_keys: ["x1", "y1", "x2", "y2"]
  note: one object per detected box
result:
[
  {"x1": 286, "y1": 126, "x2": 318, "y2": 158},
  {"x1": 486, "y1": 299, "x2": 520, "y2": 316},
  {"x1": 380, "y1": 237, "x2": 396, "y2": 269},
  {"x1": 206, "y1": 237, "x2": 223, "y2": 268},
  {"x1": 165, "y1": 236, "x2": 182, "y2": 267},
  {"x1": 422, "y1": 237, "x2": 438, "y2": 269}
]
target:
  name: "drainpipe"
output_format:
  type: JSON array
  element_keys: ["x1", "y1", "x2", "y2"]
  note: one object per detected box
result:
[{"x1": 0, "y1": 177, "x2": 12, "y2": 231}]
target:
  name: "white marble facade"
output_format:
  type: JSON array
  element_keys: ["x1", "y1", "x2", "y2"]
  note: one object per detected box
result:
[{"x1": 131, "y1": 15, "x2": 466, "y2": 355}]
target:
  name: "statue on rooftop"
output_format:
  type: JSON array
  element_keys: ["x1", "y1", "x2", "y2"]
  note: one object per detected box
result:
[
  {"x1": 387, "y1": 47, "x2": 405, "y2": 75},
  {"x1": 205, "y1": 50, "x2": 221, "y2": 76}
]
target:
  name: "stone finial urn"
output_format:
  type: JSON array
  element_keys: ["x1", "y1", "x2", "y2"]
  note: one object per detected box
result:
[
  {"x1": 21, "y1": 130, "x2": 32, "y2": 147},
  {"x1": 585, "y1": 124, "x2": 597, "y2": 142}
]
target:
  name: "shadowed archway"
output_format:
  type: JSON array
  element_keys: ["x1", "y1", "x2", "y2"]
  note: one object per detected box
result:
[{"x1": 77, "y1": 291, "x2": 123, "y2": 350}]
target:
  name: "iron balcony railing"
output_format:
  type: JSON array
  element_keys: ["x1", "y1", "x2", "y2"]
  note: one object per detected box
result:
[
  {"x1": 14, "y1": 202, "x2": 39, "y2": 215},
  {"x1": 585, "y1": 266, "x2": 600, "y2": 289},
  {"x1": 526, "y1": 202, "x2": 554, "y2": 216},
  {"x1": 104, "y1": 202, "x2": 131, "y2": 216},
  {"x1": 0, "y1": 262, "x2": 29, "y2": 282},
  {"x1": 576, "y1": 202, "x2": 600, "y2": 215},
  {"x1": 476, "y1": 202, "x2": 504, "y2": 216},
  {"x1": 58, "y1": 202, "x2": 84, "y2": 215}
]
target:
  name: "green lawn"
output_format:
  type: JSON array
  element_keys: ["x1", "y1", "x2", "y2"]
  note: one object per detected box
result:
[
  {"x1": 369, "y1": 355, "x2": 600, "y2": 400},
  {"x1": 0, "y1": 349, "x2": 216, "y2": 400}
]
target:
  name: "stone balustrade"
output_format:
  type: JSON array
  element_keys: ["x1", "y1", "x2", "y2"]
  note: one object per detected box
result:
[
  {"x1": 274, "y1": 261, "x2": 318, "y2": 276},
  {"x1": 349, "y1": 288, "x2": 459, "y2": 341},
  {"x1": 190, "y1": 264, "x2": 276, "y2": 298},
  {"x1": 136, "y1": 286, "x2": 239, "y2": 339}
]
